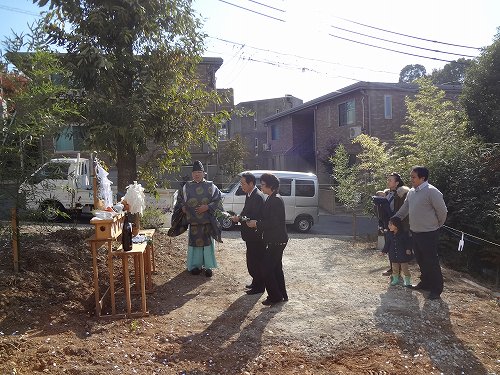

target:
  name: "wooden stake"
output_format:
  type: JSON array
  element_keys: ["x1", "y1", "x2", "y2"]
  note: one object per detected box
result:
[{"x1": 11, "y1": 207, "x2": 19, "y2": 273}]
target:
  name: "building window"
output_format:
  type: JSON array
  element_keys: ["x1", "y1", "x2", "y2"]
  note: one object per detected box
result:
[
  {"x1": 218, "y1": 126, "x2": 227, "y2": 141},
  {"x1": 384, "y1": 95, "x2": 393, "y2": 119},
  {"x1": 255, "y1": 138, "x2": 258, "y2": 149},
  {"x1": 276, "y1": 109, "x2": 280, "y2": 114},
  {"x1": 254, "y1": 117, "x2": 257, "y2": 129},
  {"x1": 338, "y1": 99, "x2": 355, "y2": 126},
  {"x1": 271, "y1": 125, "x2": 279, "y2": 140},
  {"x1": 55, "y1": 125, "x2": 86, "y2": 151}
]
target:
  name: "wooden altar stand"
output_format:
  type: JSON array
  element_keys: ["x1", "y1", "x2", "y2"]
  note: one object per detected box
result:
[{"x1": 88, "y1": 213, "x2": 155, "y2": 319}]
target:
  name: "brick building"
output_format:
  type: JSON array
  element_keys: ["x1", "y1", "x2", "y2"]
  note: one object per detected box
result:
[
  {"x1": 225, "y1": 95, "x2": 302, "y2": 170},
  {"x1": 262, "y1": 82, "x2": 462, "y2": 211}
]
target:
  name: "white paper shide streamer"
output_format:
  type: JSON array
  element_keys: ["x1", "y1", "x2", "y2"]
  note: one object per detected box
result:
[
  {"x1": 123, "y1": 181, "x2": 146, "y2": 215},
  {"x1": 95, "y1": 161, "x2": 113, "y2": 209}
]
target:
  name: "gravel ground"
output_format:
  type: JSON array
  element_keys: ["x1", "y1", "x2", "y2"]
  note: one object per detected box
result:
[{"x1": 0, "y1": 225, "x2": 498, "y2": 374}]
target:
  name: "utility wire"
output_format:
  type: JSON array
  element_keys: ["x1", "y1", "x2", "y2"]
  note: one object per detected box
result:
[
  {"x1": 0, "y1": 4, "x2": 40, "y2": 16},
  {"x1": 208, "y1": 36, "x2": 399, "y2": 75},
  {"x1": 244, "y1": 0, "x2": 285, "y2": 13},
  {"x1": 216, "y1": 0, "x2": 285, "y2": 22},
  {"x1": 243, "y1": 56, "x2": 361, "y2": 82},
  {"x1": 210, "y1": 4, "x2": 474, "y2": 63},
  {"x1": 329, "y1": 33, "x2": 461, "y2": 64},
  {"x1": 334, "y1": 15, "x2": 481, "y2": 50},
  {"x1": 331, "y1": 25, "x2": 477, "y2": 58}
]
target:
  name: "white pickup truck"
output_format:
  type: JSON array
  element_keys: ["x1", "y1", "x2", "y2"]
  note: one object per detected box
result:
[
  {"x1": 20, "y1": 157, "x2": 175, "y2": 221},
  {"x1": 20, "y1": 157, "x2": 95, "y2": 220}
]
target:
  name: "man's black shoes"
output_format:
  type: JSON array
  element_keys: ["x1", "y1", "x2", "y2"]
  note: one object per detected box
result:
[
  {"x1": 261, "y1": 298, "x2": 283, "y2": 306},
  {"x1": 427, "y1": 293, "x2": 441, "y2": 300},
  {"x1": 246, "y1": 289, "x2": 264, "y2": 295},
  {"x1": 409, "y1": 282, "x2": 425, "y2": 290},
  {"x1": 190, "y1": 267, "x2": 212, "y2": 277},
  {"x1": 191, "y1": 268, "x2": 201, "y2": 275}
]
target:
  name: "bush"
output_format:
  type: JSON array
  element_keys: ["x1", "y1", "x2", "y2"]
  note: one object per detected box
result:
[{"x1": 140, "y1": 207, "x2": 166, "y2": 229}]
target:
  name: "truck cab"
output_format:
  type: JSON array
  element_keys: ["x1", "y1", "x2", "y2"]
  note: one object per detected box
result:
[{"x1": 20, "y1": 157, "x2": 95, "y2": 220}]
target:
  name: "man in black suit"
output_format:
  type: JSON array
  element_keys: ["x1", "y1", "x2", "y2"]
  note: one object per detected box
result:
[{"x1": 231, "y1": 172, "x2": 266, "y2": 295}]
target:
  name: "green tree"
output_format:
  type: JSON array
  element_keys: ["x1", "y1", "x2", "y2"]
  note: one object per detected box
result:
[
  {"x1": 394, "y1": 78, "x2": 476, "y2": 181},
  {"x1": 395, "y1": 79, "x2": 499, "y2": 271},
  {"x1": 218, "y1": 134, "x2": 247, "y2": 180},
  {"x1": 330, "y1": 145, "x2": 359, "y2": 210},
  {"x1": 461, "y1": 29, "x2": 500, "y2": 143},
  {"x1": 1, "y1": 37, "x2": 80, "y2": 187},
  {"x1": 331, "y1": 78, "x2": 500, "y2": 275},
  {"x1": 399, "y1": 64, "x2": 427, "y2": 83},
  {"x1": 352, "y1": 134, "x2": 396, "y2": 212},
  {"x1": 430, "y1": 58, "x2": 472, "y2": 85},
  {"x1": 330, "y1": 145, "x2": 362, "y2": 238},
  {"x1": 35, "y1": 0, "x2": 229, "y2": 193}
]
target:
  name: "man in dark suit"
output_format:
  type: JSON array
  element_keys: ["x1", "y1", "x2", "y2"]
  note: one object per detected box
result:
[{"x1": 231, "y1": 172, "x2": 266, "y2": 295}]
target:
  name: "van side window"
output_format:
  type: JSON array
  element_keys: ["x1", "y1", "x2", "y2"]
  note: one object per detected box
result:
[
  {"x1": 235, "y1": 186, "x2": 245, "y2": 196},
  {"x1": 296, "y1": 179, "x2": 315, "y2": 197},
  {"x1": 279, "y1": 178, "x2": 292, "y2": 196}
]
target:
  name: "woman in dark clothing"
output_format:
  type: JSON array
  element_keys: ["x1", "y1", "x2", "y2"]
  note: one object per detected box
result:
[{"x1": 247, "y1": 173, "x2": 288, "y2": 305}]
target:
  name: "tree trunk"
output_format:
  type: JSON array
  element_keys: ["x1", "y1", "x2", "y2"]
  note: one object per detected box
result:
[{"x1": 116, "y1": 140, "x2": 137, "y2": 199}]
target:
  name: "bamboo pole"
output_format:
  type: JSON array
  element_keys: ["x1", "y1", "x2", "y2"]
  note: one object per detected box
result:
[
  {"x1": 11, "y1": 207, "x2": 19, "y2": 273},
  {"x1": 91, "y1": 154, "x2": 99, "y2": 209}
]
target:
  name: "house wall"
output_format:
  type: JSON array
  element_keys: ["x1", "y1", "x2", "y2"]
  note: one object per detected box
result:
[
  {"x1": 314, "y1": 93, "x2": 365, "y2": 185},
  {"x1": 289, "y1": 113, "x2": 315, "y2": 172},
  {"x1": 229, "y1": 96, "x2": 302, "y2": 171},
  {"x1": 366, "y1": 90, "x2": 409, "y2": 143},
  {"x1": 313, "y1": 88, "x2": 422, "y2": 186}
]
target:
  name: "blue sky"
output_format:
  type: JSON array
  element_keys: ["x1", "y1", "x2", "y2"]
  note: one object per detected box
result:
[{"x1": 1, "y1": 0, "x2": 499, "y2": 104}]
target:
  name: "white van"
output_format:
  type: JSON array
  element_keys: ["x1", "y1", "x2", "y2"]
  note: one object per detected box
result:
[{"x1": 220, "y1": 170, "x2": 319, "y2": 233}]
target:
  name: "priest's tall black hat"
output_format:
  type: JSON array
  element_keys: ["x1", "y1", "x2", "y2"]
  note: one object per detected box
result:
[{"x1": 192, "y1": 160, "x2": 204, "y2": 172}]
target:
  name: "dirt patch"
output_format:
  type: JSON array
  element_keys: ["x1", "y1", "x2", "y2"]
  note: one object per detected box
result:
[{"x1": 0, "y1": 225, "x2": 499, "y2": 374}]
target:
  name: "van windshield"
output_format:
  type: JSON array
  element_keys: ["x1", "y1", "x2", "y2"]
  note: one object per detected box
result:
[{"x1": 221, "y1": 176, "x2": 241, "y2": 193}]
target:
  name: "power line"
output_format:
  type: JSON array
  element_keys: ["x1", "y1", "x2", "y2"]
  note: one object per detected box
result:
[
  {"x1": 333, "y1": 15, "x2": 481, "y2": 50},
  {"x1": 331, "y1": 25, "x2": 477, "y2": 59},
  {"x1": 208, "y1": 36, "x2": 399, "y2": 76},
  {"x1": 329, "y1": 33, "x2": 461, "y2": 64},
  {"x1": 0, "y1": 4, "x2": 41, "y2": 16},
  {"x1": 209, "y1": 3, "x2": 475, "y2": 65},
  {"x1": 242, "y1": 56, "x2": 362, "y2": 82},
  {"x1": 244, "y1": 0, "x2": 285, "y2": 13},
  {"x1": 216, "y1": 0, "x2": 285, "y2": 22}
]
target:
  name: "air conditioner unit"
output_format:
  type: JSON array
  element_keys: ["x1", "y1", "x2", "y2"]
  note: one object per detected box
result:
[
  {"x1": 262, "y1": 143, "x2": 271, "y2": 151},
  {"x1": 349, "y1": 126, "x2": 362, "y2": 139}
]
